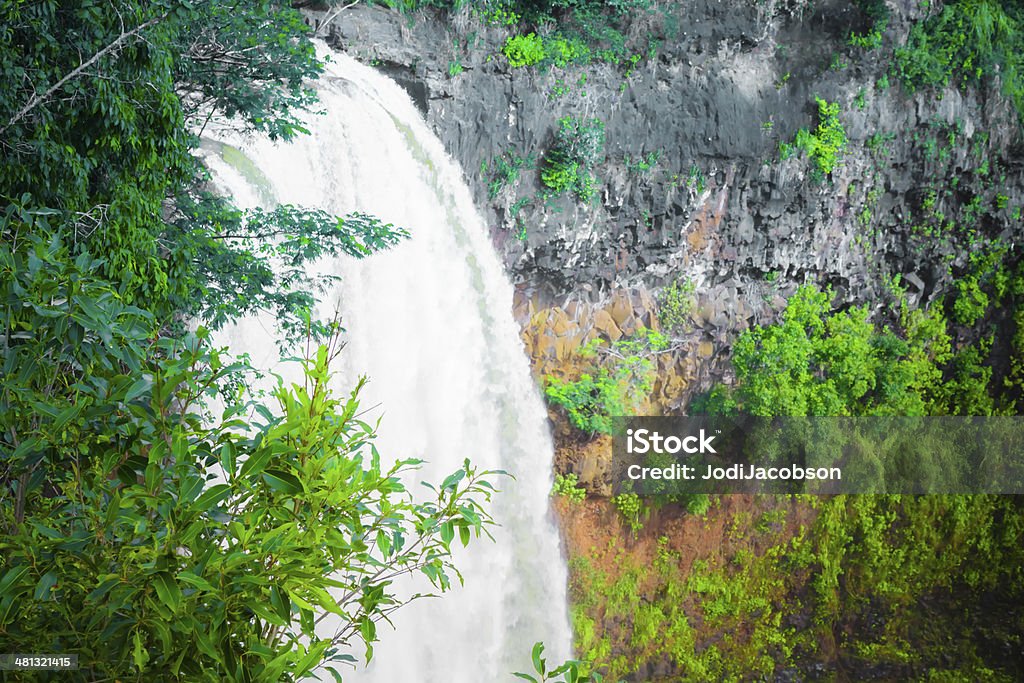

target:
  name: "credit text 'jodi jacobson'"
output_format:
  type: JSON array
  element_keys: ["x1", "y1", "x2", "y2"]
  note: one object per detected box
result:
[{"x1": 626, "y1": 463, "x2": 843, "y2": 481}]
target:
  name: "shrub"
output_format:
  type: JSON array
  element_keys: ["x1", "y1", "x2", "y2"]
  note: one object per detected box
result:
[
  {"x1": 553, "y1": 473, "x2": 587, "y2": 503},
  {"x1": 658, "y1": 277, "x2": 696, "y2": 332},
  {"x1": 547, "y1": 34, "x2": 591, "y2": 67},
  {"x1": 546, "y1": 371, "x2": 623, "y2": 435},
  {"x1": 542, "y1": 116, "x2": 606, "y2": 201},
  {"x1": 503, "y1": 33, "x2": 545, "y2": 67},
  {"x1": 545, "y1": 328, "x2": 667, "y2": 435},
  {"x1": 613, "y1": 493, "x2": 644, "y2": 534},
  {"x1": 793, "y1": 98, "x2": 847, "y2": 178}
]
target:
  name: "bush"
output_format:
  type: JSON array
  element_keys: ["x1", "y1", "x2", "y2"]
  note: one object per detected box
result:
[
  {"x1": 658, "y1": 277, "x2": 696, "y2": 332},
  {"x1": 503, "y1": 33, "x2": 546, "y2": 67},
  {"x1": 553, "y1": 473, "x2": 588, "y2": 503},
  {"x1": 613, "y1": 493, "x2": 643, "y2": 534},
  {"x1": 542, "y1": 116, "x2": 606, "y2": 201},
  {"x1": 546, "y1": 371, "x2": 624, "y2": 435},
  {"x1": 793, "y1": 98, "x2": 847, "y2": 178},
  {"x1": 545, "y1": 328, "x2": 667, "y2": 435}
]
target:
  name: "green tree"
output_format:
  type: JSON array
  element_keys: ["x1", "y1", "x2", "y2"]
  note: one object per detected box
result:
[
  {"x1": 716, "y1": 285, "x2": 953, "y2": 418},
  {"x1": 0, "y1": 224, "x2": 501, "y2": 680},
  {"x1": 0, "y1": 0, "x2": 382, "y2": 338}
]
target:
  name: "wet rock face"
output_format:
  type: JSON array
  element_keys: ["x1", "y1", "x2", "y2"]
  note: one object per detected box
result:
[{"x1": 315, "y1": 0, "x2": 1024, "y2": 329}]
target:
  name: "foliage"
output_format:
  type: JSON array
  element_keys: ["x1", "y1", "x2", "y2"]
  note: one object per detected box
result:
[
  {"x1": 0, "y1": 0, "x2": 343, "y2": 327},
  {"x1": 894, "y1": 0, "x2": 1024, "y2": 121},
  {"x1": 542, "y1": 116, "x2": 606, "y2": 201},
  {"x1": 504, "y1": 33, "x2": 547, "y2": 67},
  {"x1": 171, "y1": 190, "x2": 406, "y2": 342},
  {"x1": 553, "y1": 473, "x2": 588, "y2": 503},
  {"x1": 848, "y1": 0, "x2": 889, "y2": 49},
  {"x1": 0, "y1": 222, "x2": 502, "y2": 679},
  {"x1": 612, "y1": 493, "x2": 643, "y2": 534},
  {"x1": 568, "y1": 495, "x2": 1024, "y2": 680},
  {"x1": 545, "y1": 329, "x2": 668, "y2": 436},
  {"x1": 0, "y1": 1, "x2": 496, "y2": 679},
  {"x1": 484, "y1": 150, "x2": 534, "y2": 198},
  {"x1": 625, "y1": 151, "x2": 661, "y2": 174},
  {"x1": 657, "y1": 277, "x2": 695, "y2": 332},
  {"x1": 707, "y1": 285, "x2": 958, "y2": 417},
  {"x1": 515, "y1": 641, "x2": 604, "y2": 683},
  {"x1": 793, "y1": 98, "x2": 847, "y2": 179},
  {"x1": 546, "y1": 372, "x2": 625, "y2": 436}
]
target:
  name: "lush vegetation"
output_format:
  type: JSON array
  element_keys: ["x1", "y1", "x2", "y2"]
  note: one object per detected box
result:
[
  {"x1": 895, "y1": 0, "x2": 1024, "y2": 121},
  {"x1": 553, "y1": 473, "x2": 588, "y2": 503},
  {"x1": 0, "y1": 1, "x2": 500, "y2": 679},
  {"x1": 569, "y1": 494, "x2": 1024, "y2": 680}
]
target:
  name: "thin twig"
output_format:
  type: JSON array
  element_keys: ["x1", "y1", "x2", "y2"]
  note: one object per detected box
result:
[{"x1": 314, "y1": 0, "x2": 362, "y2": 37}]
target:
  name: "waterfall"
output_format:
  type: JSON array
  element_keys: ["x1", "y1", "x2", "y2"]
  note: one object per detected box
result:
[{"x1": 200, "y1": 51, "x2": 572, "y2": 680}]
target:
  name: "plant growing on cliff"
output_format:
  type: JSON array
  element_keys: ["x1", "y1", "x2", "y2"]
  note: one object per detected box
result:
[
  {"x1": 612, "y1": 492, "x2": 644, "y2": 534},
  {"x1": 503, "y1": 33, "x2": 546, "y2": 67},
  {"x1": 658, "y1": 277, "x2": 697, "y2": 332},
  {"x1": 542, "y1": 116, "x2": 606, "y2": 202},
  {"x1": 794, "y1": 98, "x2": 847, "y2": 179},
  {"x1": 848, "y1": 0, "x2": 889, "y2": 49},
  {"x1": 553, "y1": 473, "x2": 588, "y2": 503},
  {"x1": 895, "y1": 0, "x2": 1024, "y2": 121},
  {"x1": 545, "y1": 328, "x2": 668, "y2": 435}
]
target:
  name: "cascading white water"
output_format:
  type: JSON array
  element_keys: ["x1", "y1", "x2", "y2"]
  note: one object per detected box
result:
[{"x1": 201, "y1": 51, "x2": 572, "y2": 680}]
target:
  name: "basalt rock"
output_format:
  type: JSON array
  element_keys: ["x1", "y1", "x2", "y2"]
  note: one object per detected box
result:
[{"x1": 310, "y1": 0, "x2": 1024, "y2": 342}]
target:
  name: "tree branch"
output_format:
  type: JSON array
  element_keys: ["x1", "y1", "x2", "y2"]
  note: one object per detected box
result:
[
  {"x1": 314, "y1": 0, "x2": 362, "y2": 37},
  {"x1": 2, "y1": 13, "x2": 167, "y2": 133}
]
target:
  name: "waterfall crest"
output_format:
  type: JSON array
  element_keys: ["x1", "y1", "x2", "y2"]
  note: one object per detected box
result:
[{"x1": 202, "y1": 51, "x2": 572, "y2": 680}]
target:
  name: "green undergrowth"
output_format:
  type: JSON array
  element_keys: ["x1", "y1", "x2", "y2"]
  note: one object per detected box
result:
[
  {"x1": 568, "y1": 495, "x2": 1024, "y2": 680},
  {"x1": 895, "y1": 0, "x2": 1024, "y2": 123}
]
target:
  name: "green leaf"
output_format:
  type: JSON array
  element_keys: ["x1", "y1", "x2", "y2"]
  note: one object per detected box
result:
[
  {"x1": 531, "y1": 642, "x2": 546, "y2": 676},
  {"x1": 192, "y1": 483, "x2": 231, "y2": 512},
  {"x1": 133, "y1": 630, "x2": 150, "y2": 670},
  {"x1": 441, "y1": 469, "x2": 466, "y2": 491},
  {"x1": 219, "y1": 441, "x2": 237, "y2": 479},
  {"x1": 177, "y1": 571, "x2": 217, "y2": 593},
  {"x1": 262, "y1": 468, "x2": 303, "y2": 494},
  {"x1": 269, "y1": 584, "x2": 290, "y2": 622},
  {"x1": 33, "y1": 571, "x2": 58, "y2": 600},
  {"x1": 239, "y1": 448, "x2": 273, "y2": 481},
  {"x1": 153, "y1": 572, "x2": 182, "y2": 612},
  {"x1": 440, "y1": 520, "x2": 454, "y2": 545},
  {"x1": 125, "y1": 376, "x2": 151, "y2": 403}
]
